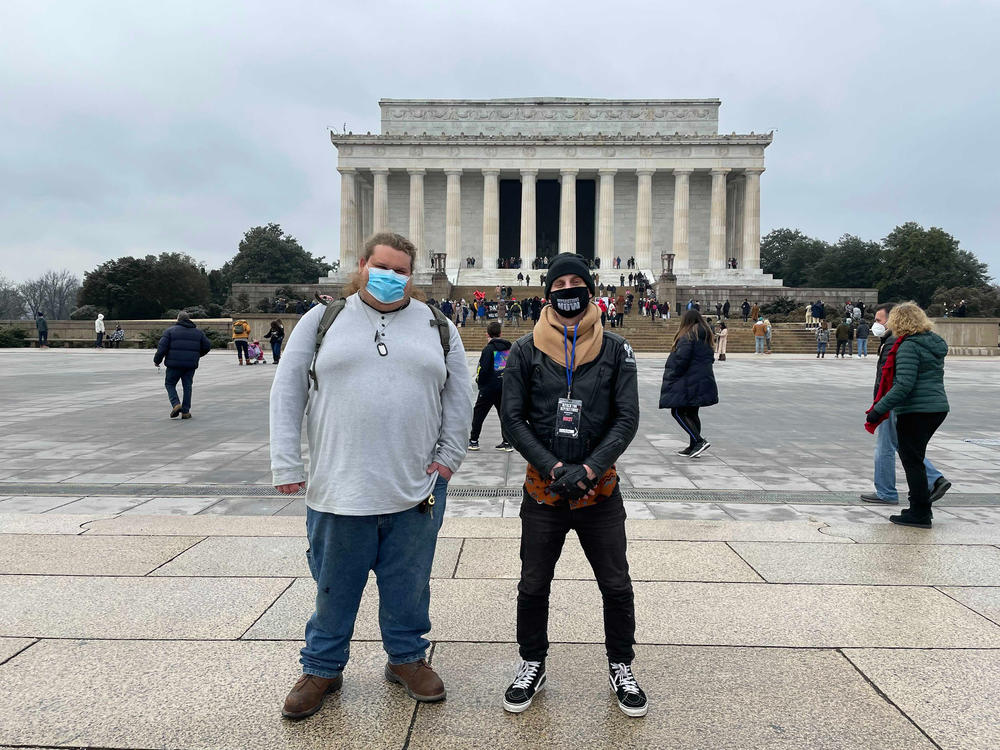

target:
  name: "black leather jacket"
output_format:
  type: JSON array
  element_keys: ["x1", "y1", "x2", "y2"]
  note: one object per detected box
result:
[{"x1": 500, "y1": 330, "x2": 639, "y2": 478}]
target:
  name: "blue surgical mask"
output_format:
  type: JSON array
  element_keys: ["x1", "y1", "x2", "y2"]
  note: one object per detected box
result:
[{"x1": 366, "y1": 266, "x2": 409, "y2": 304}]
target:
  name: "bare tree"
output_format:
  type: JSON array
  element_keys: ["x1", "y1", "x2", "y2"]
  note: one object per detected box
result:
[
  {"x1": 0, "y1": 275, "x2": 23, "y2": 320},
  {"x1": 18, "y1": 269, "x2": 81, "y2": 320}
]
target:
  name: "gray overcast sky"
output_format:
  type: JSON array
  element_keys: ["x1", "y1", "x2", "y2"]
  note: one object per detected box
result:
[{"x1": 2, "y1": 0, "x2": 998, "y2": 283}]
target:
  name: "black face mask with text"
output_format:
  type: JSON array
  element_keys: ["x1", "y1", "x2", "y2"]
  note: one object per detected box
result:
[{"x1": 549, "y1": 286, "x2": 590, "y2": 316}]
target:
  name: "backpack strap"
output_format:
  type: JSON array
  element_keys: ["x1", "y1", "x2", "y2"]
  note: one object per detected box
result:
[
  {"x1": 308, "y1": 298, "x2": 346, "y2": 392},
  {"x1": 428, "y1": 306, "x2": 451, "y2": 361}
]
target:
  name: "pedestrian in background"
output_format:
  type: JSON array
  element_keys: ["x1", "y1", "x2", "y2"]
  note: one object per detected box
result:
[
  {"x1": 865, "y1": 302, "x2": 950, "y2": 528},
  {"x1": 752, "y1": 317, "x2": 768, "y2": 354},
  {"x1": 815, "y1": 321, "x2": 830, "y2": 358},
  {"x1": 860, "y1": 302, "x2": 951, "y2": 509},
  {"x1": 153, "y1": 311, "x2": 211, "y2": 420},
  {"x1": 35, "y1": 312, "x2": 48, "y2": 348},
  {"x1": 763, "y1": 317, "x2": 773, "y2": 354},
  {"x1": 660, "y1": 309, "x2": 718, "y2": 458},
  {"x1": 232, "y1": 317, "x2": 251, "y2": 365},
  {"x1": 715, "y1": 321, "x2": 728, "y2": 361},
  {"x1": 94, "y1": 313, "x2": 105, "y2": 348},
  {"x1": 856, "y1": 318, "x2": 870, "y2": 358},
  {"x1": 265, "y1": 319, "x2": 285, "y2": 364},
  {"x1": 468, "y1": 321, "x2": 512, "y2": 452},
  {"x1": 835, "y1": 318, "x2": 850, "y2": 357}
]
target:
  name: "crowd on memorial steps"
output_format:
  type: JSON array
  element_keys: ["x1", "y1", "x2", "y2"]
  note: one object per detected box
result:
[{"x1": 112, "y1": 230, "x2": 951, "y2": 723}]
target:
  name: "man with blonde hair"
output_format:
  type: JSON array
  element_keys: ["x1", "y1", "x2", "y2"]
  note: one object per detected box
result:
[{"x1": 270, "y1": 232, "x2": 472, "y2": 719}]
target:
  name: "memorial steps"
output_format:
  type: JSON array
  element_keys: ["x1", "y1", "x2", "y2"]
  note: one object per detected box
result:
[{"x1": 454, "y1": 318, "x2": 873, "y2": 354}]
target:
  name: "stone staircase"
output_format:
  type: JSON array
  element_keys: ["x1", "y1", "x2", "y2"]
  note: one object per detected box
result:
[{"x1": 455, "y1": 317, "x2": 874, "y2": 354}]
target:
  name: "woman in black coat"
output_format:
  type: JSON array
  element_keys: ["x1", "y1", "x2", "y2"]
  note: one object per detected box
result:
[{"x1": 659, "y1": 309, "x2": 719, "y2": 458}]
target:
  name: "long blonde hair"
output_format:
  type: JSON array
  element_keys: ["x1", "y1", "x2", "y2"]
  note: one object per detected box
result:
[{"x1": 887, "y1": 301, "x2": 934, "y2": 338}]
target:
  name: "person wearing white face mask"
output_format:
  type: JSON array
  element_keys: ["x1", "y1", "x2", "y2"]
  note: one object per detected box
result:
[
  {"x1": 860, "y1": 303, "x2": 951, "y2": 506},
  {"x1": 269, "y1": 232, "x2": 472, "y2": 719}
]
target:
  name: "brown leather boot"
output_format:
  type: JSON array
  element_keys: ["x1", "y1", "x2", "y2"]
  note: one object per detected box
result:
[
  {"x1": 385, "y1": 659, "x2": 446, "y2": 702},
  {"x1": 281, "y1": 673, "x2": 343, "y2": 719}
]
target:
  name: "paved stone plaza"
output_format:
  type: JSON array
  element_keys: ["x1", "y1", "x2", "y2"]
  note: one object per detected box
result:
[{"x1": 1, "y1": 348, "x2": 999, "y2": 749}]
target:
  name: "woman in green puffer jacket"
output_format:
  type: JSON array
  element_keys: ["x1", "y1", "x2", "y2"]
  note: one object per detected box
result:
[{"x1": 867, "y1": 302, "x2": 949, "y2": 528}]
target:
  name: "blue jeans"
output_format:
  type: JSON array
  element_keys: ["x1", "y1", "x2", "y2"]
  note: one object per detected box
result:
[
  {"x1": 300, "y1": 476, "x2": 448, "y2": 678},
  {"x1": 755, "y1": 335, "x2": 765, "y2": 353},
  {"x1": 857, "y1": 338, "x2": 868, "y2": 356},
  {"x1": 164, "y1": 367, "x2": 195, "y2": 414},
  {"x1": 874, "y1": 411, "x2": 942, "y2": 502},
  {"x1": 817, "y1": 342, "x2": 827, "y2": 356},
  {"x1": 270, "y1": 340, "x2": 282, "y2": 362}
]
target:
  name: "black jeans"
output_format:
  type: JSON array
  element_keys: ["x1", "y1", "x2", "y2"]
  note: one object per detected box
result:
[
  {"x1": 836, "y1": 340, "x2": 847, "y2": 356},
  {"x1": 164, "y1": 367, "x2": 195, "y2": 414},
  {"x1": 95, "y1": 332, "x2": 104, "y2": 348},
  {"x1": 518, "y1": 491, "x2": 635, "y2": 664},
  {"x1": 671, "y1": 406, "x2": 702, "y2": 446},
  {"x1": 38, "y1": 331, "x2": 47, "y2": 346},
  {"x1": 469, "y1": 388, "x2": 502, "y2": 442},
  {"x1": 896, "y1": 411, "x2": 947, "y2": 514},
  {"x1": 234, "y1": 339, "x2": 249, "y2": 361}
]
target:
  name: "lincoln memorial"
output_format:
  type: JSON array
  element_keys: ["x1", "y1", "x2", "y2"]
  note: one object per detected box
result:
[{"x1": 329, "y1": 98, "x2": 782, "y2": 289}]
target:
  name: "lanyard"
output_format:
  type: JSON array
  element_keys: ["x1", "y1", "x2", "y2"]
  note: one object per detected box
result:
[{"x1": 562, "y1": 324, "x2": 578, "y2": 398}]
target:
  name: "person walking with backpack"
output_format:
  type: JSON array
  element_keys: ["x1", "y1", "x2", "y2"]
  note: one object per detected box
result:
[
  {"x1": 499, "y1": 253, "x2": 645, "y2": 718},
  {"x1": 468, "y1": 321, "x2": 512, "y2": 452},
  {"x1": 152, "y1": 311, "x2": 211, "y2": 419},
  {"x1": 660, "y1": 309, "x2": 718, "y2": 458},
  {"x1": 232, "y1": 318, "x2": 251, "y2": 365},
  {"x1": 270, "y1": 232, "x2": 472, "y2": 720}
]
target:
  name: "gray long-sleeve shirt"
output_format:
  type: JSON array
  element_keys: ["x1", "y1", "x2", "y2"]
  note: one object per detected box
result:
[{"x1": 269, "y1": 294, "x2": 472, "y2": 515}]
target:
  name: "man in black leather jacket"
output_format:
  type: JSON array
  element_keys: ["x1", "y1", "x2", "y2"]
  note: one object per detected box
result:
[{"x1": 499, "y1": 253, "x2": 645, "y2": 718}]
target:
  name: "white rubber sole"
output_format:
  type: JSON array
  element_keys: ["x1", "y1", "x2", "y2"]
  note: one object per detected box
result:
[
  {"x1": 610, "y1": 683, "x2": 648, "y2": 717},
  {"x1": 688, "y1": 442, "x2": 711, "y2": 458},
  {"x1": 503, "y1": 674, "x2": 546, "y2": 713}
]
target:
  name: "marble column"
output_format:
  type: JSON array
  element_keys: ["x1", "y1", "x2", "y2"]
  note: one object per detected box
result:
[
  {"x1": 407, "y1": 169, "x2": 425, "y2": 263},
  {"x1": 519, "y1": 169, "x2": 537, "y2": 267},
  {"x1": 355, "y1": 179, "x2": 365, "y2": 257},
  {"x1": 372, "y1": 168, "x2": 390, "y2": 232},
  {"x1": 709, "y1": 168, "x2": 730, "y2": 270},
  {"x1": 597, "y1": 169, "x2": 616, "y2": 271},
  {"x1": 741, "y1": 168, "x2": 764, "y2": 271},
  {"x1": 338, "y1": 168, "x2": 358, "y2": 272},
  {"x1": 559, "y1": 168, "x2": 578, "y2": 254},
  {"x1": 725, "y1": 180, "x2": 737, "y2": 262},
  {"x1": 445, "y1": 169, "x2": 462, "y2": 271},
  {"x1": 671, "y1": 168, "x2": 693, "y2": 270},
  {"x1": 481, "y1": 169, "x2": 500, "y2": 271},
  {"x1": 635, "y1": 168, "x2": 654, "y2": 270}
]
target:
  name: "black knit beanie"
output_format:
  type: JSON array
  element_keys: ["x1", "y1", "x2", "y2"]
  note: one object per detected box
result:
[{"x1": 544, "y1": 253, "x2": 596, "y2": 297}]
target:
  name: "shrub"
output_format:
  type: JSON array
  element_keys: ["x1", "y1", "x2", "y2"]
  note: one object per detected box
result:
[
  {"x1": 203, "y1": 328, "x2": 228, "y2": 349},
  {"x1": 70, "y1": 305, "x2": 101, "y2": 320},
  {"x1": 138, "y1": 329, "x2": 164, "y2": 348},
  {"x1": 183, "y1": 305, "x2": 208, "y2": 318},
  {"x1": 275, "y1": 285, "x2": 297, "y2": 300},
  {"x1": 205, "y1": 302, "x2": 223, "y2": 318},
  {"x1": 760, "y1": 296, "x2": 799, "y2": 316},
  {"x1": 0, "y1": 327, "x2": 29, "y2": 347},
  {"x1": 161, "y1": 309, "x2": 181, "y2": 320},
  {"x1": 256, "y1": 297, "x2": 272, "y2": 313}
]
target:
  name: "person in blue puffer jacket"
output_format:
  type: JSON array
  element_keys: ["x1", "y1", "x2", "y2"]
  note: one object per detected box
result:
[{"x1": 153, "y1": 311, "x2": 212, "y2": 419}]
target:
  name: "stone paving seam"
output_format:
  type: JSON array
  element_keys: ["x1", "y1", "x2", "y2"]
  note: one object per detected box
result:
[
  {"x1": 236, "y1": 578, "x2": 297, "y2": 641},
  {"x1": 837, "y1": 648, "x2": 946, "y2": 750},
  {"x1": 0, "y1": 638, "x2": 38, "y2": 668},
  {"x1": 932, "y1": 586, "x2": 1000, "y2": 629},
  {"x1": 449, "y1": 538, "x2": 465, "y2": 580},
  {"x1": 401, "y1": 642, "x2": 439, "y2": 750},
  {"x1": 723, "y1": 541, "x2": 768, "y2": 583},
  {"x1": 141, "y1": 536, "x2": 209, "y2": 577}
]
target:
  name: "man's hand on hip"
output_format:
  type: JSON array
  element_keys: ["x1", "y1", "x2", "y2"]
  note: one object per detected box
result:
[
  {"x1": 427, "y1": 462, "x2": 453, "y2": 480},
  {"x1": 275, "y1": 482, "x2": 306, "y2": 495}
]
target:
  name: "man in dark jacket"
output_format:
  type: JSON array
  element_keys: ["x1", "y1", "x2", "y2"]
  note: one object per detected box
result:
[
  {"x1": 499, "y1": 253, "x2": 645, "y2": 718},
  {"x1": 153, "y1": 311, "x2": 212, "y2": 419},
  {"x1": 469, "y1": 321, "x2": 512, "y2": 452},
  {"x1": 35, "y1": 312, "x2": 48, "y2": 348},
  {"x1": 860, "y1": 303, "x2": 950, "y2": 505},
  {"x1": 722, "y1": 299, "x2": 730, "y2": 320},
  {"x1": 741, "y1": 299, "x2": 751, "y2": 322}
]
